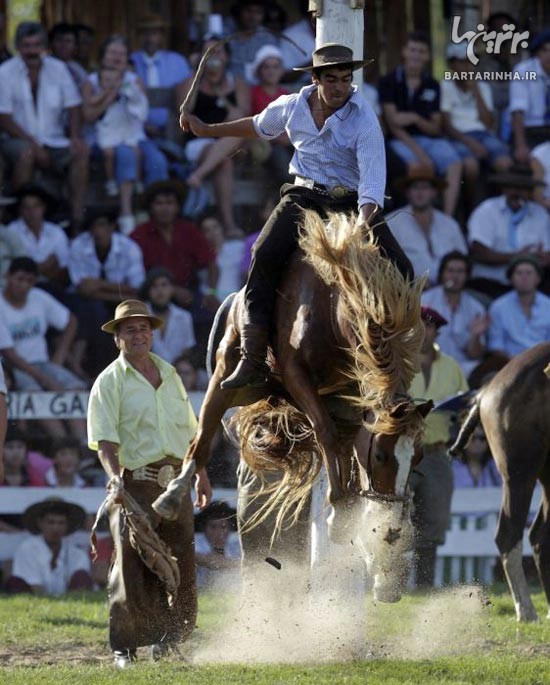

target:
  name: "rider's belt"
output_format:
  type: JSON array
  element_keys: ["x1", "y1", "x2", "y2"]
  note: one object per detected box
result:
[
  {"x1": 128, "y1": 458, "x2": 179, "y2": 488},
  {"x1": 294, "y1": 175, "x2": 356, "y2": 199}
]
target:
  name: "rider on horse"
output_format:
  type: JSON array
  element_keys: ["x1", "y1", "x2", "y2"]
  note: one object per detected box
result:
[{"x1": 180, "y1": 43, "x2": 413, "y2": 390}]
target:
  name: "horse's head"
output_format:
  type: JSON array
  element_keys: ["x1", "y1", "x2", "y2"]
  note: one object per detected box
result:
[{"x1": 354, "y1": 398, "x2": 433, "y2": 603}]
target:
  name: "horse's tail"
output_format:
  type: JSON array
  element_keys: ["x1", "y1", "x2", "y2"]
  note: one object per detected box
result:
[
  {"x1": 231, "y1": 397, "x2": 321, "y2": 539},
  {"x1": 448, "y1": 397, "x2": 480, "y2": 457},
  {"x1": 298, "y1": 210, "x2": 426, "y2": 434}
]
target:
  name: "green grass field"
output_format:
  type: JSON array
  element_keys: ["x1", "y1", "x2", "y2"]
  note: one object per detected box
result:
[{"x1": 1, "y1": 585, "x2": 549, "y2": 684}]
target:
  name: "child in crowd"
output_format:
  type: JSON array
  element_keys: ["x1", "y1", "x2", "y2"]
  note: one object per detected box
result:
[
  {"x1": 44, "y1": 437, "x2": 87, "y2": 487},
  {"x1": 1, "y1": 426, "x2": 51, "y2": 488},
  {"x1": 95, "y1": 64, "x2": 147, "y2": 197},
  {"x1": 142, "y1": 267, "x2": 196, "y2": 364}
]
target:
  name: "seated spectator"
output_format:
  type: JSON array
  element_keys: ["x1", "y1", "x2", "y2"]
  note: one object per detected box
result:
[
  {"x1": 510, "y1": 28, "x2": 550, "y2": 163},
  {"x1": 141, "y1": 266, "x2": 196, "y2": 364},
  {"x1": 131, "y1": 181, "x2": 218, "y2": 311},
  {"x1": 44, "y1": 437, "x2": 86, "y2": 487},
  {"x1": 0, "y1": 358, "x2": 6, "y2": 482},
  {"x1": 73, "y1": 24, "x2": 95, "y2": 72},
  {"x1": 6, "y1": 498, "x2": 92, "y2": 595},
  {"x1": 48, "y1": 22, "x2": 88, "y2": 91},
  {"x1": 83, "y1": 35, "x2": 167, "y2": 236},
  {"x1": 0, "y1": 12, "x2": 11, "y2": 65},
  {"x1": 0, "y1": 22, "x2": 88, "y2": 228},
  {"x1": 130, "y1": 14, "x2": 192, "y2": 153},
  {"x1": 452, "y1": 426, "x2": 501, "y2": 488},
  {"x1": 0, "y1": 192, "x2": 24, "y2": 285},
  {"x1": 181, "y1": 36, "x2": 250, "y2": 238},
  {"x1": 476, "y1": 12, "x2": 520, "y2": 134},
  {"x1": 6, "y1": 184, "x2": 69, "y2": 289},
  {"x1": 68, "y1": 207, "x2": 145, "y2": 376},
  {"x1": 174, "y1": 353, "x2": 200, "y2": 391},
  {"x1": 199, "y1": 212, "x2": 245, "y2": 299},
  {"x1": 1, "y1": 425, "x2": 50, "y2": 489},
  {"x1": 386, "y1": 168, "x2": 467, "y2": 286},
  {"x1": 194, "y1": 500, "x2": 240, "y2": 588},
  {"x1": 379, "y1": 31, "x2": 463, "y2": 216},
  {"x1": 531, "y1": 141, "x2": 550, "y2": 212},
  {"x1": 422, "y1": 251, "x2": 489, "y2": 378},
  {"x1": 247, "y1": 45, "x2": 292, "y2": 189},
  {"x1": 279, "y1": 0, "x2": 315, "y2": 81},
  {"x1": 487, "y1": 255, "x2": 550, "y2": 360},
  {"x1": 228, "y1": 0, "x2": 279, "y2": 83},
  {"x1": 0, "y1": 257, "x2": 87, "y2": 439},
  {"x1": 468, "y1": 166, "x2": 550, "y2": 298},
  {"x1": 442, "y1": 41, "x2": 512, "y2": 214}
]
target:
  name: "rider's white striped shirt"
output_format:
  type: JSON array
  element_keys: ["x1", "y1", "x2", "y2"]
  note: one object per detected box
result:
[{"x1": 252, "y1": 84, "x2": 386, "y2": 209}]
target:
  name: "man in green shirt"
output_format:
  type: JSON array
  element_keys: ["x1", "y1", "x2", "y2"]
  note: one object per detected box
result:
[
  {"x1": 88, "y1": 299, "x2": 211, "y2": 667},
  {"x1": 409, "y1": 306, "x2": 469, "y2": 588}
]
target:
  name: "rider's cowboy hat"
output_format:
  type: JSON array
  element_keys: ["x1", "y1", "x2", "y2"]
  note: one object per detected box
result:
[
  {"x1": 293, "y1": 43, "x2": 372, "y2": 72},
  {"x1": 488, "y1": 165, "x2": 544, "y2": 190},
  {"x1": 23, "y1": 497, "x2": 86, "y2": 535},
  {"x1": 101, "y1": 299, "x2": 163, "y2": 333}
]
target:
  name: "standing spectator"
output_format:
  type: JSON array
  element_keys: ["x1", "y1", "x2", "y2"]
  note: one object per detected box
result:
[
  {"x1": 181, "y1": 37, "x2": 250, "y2": 238},
  {"x1": 5, "y1": 184, "x2": 69, "y2": 289},
  {"x1": 387, "y1": 168, "x2": 467, "y2": 286},
  {"x1": 0, "y1": 22, "x2": 88, "y2": 227},
  {"x1": 6, "y1": 498, "x2": 92, "y2": 595},
  {"x1": 510, "y1": 29, "x2": 550, "y2": 163},
  {"x1": 44, "y1": 438, "x2": 86, "y2": 487},
  {"x1": 131, "y1": 181, "x2": 219, "y2": 310},
  {"x1": 487, "y1": 255, "x2": 550, "y2": 360},
  {"x1": 228, "y1": 0, "x2": 279, "y2": 82},
  {"x1": 0, "y1": 257, "x2": 87, "y2": 439},
  {"x1": 83, "y1": 36, "x2": 167, "y2": 236},
  {"x1": 87, "y1": 299, "x2": 210, "y2": 666},
  {"x1": 408, "y1": 306, "x2": 469, "y2": 587},
  {"x1": 531, "y1": 141, "x2": 550, "y2": 212},
  {"x1": 131, "y1": 15, "x2": 192, "y2": 151},
  {"x1": 379, "y1": 31, "x2": 463, "y2": 216},
  {"x1": 0, "y1": 192, "x2": 24, "y2": 285},
  {"x1": 422, "y1": 251, "x2": 489, "y2": 378},
  {"x1": 68, "y1": 207, "x2": 145, "y2": 376},
  {"x1": 142, "y1": 267, "x2": 196, "y2": 364},
  {"x1": 247, "y1": 45, "x2": 292, "y2": 188},
  {"x1": 199, "y1": 213, "x2": 245, "y2": 300},
  {"x1": 48, "y1": 23, "x2": 88, "y2": 91},
  {"x1": 468, "y1": 166, "x2": 550, "y2": 297},
  {"x1": 442, "y1": 41, "x2": 512, "y2": 214}
]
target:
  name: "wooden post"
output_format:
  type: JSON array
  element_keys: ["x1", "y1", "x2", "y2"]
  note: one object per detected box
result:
[{"x1": 315, "y1": 0, "x2": 365, "y2": 85}]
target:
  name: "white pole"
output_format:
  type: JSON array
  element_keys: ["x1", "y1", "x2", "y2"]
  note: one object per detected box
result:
[{"x1": 315, "y1": 0, "x2": 365, "y2": 86}]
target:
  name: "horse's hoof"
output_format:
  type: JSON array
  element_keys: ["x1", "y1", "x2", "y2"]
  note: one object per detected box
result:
[
  {"x1": 516, "y1": 609, "x2": 539, "y2": 623},
  {"x1": 152, "y1": 491, "x2": 180, "y2": 520}
]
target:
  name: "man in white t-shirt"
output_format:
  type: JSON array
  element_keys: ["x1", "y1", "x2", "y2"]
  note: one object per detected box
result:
[
  {"x1": 6, "y1": 498, "x2": 92, "y2": 595},
  {"x1": 441, "y1": 41, "x2": 512, "y2": 213},
  {"x1": 0, "y1": 256, "x2": 87, "y2": 438},
  {"x1": 467, "y1": 166, "x2": 550, "y2": 297},
  {"x1": 0, "y1": 22, "x2": 88, "y2": 225}
]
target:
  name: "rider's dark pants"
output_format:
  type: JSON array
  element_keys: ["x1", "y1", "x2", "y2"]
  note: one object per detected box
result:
[{"x1": 244, "y1": 184, "x2": 414, "y2": 327}]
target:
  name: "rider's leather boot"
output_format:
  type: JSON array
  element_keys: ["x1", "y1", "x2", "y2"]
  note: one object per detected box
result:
[{"x1": 221, "y1": 324, "x2": 270, "y2": 390}]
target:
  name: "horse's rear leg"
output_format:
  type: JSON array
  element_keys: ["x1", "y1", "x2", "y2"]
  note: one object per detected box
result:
[
  {"x1": 529, "y1": 460, "x2": 550, "y2": 619},
  {"x1": 496, "y1": 474, "x2": 539, "y2": 622},
  {"x1": 153, "y1": 346, "x2": 240, "y2": 520}
]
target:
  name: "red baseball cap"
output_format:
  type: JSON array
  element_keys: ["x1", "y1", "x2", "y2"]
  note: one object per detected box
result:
[{"x1": 421, "y1": 306, "x2": 448, "y2": 328}]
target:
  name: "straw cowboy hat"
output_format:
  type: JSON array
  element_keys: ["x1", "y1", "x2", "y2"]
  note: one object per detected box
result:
[
  {"x1": 101, "y1": 299, "x2": 163, "y2": 334},
  {"x1": 137, "y1": 14, "x2": 168, "y2": 31},
  {"x1": 293, "y1": 43, "x2": 372, "y2": 72},
  {"x1": 23, "y1": 497, "x2": 86, "y2": 535}
]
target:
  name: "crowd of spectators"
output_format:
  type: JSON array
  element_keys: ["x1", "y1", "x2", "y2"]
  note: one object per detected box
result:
[{"x1": 0, "y1": 1, "x2": 549, "y2": 591}]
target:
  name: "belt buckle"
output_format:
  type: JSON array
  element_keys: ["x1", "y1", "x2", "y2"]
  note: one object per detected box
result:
[
  {"x1": 295, "y1": 175, "x2": 314, "y2": 189},
  {"x1": 329, "y1": 185, "x2": 350, "y2": 199},
  {"x1": 157, "y1": 464, "x2": 176, "y2": 489}
]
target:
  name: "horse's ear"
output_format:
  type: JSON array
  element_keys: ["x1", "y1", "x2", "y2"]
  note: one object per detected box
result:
[
  {"x1": 388, "y1": 401, "x2": 410, "y2": 419},
  {"x1": 415, "y1": 400, "x2": 434, "y2": 418}
]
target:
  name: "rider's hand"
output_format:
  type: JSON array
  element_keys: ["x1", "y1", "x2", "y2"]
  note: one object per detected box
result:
[{"x1": 194, "y1": 468, "x2": 212, "y2": 510}]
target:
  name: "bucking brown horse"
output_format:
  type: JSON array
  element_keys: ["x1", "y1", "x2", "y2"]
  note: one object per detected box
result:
[
  {"x1": 449, "y1": 342, "x2": 550, "y2": 622},
  {"x1": 154, "y1": 211, "x2": 432, "y2": 602}
]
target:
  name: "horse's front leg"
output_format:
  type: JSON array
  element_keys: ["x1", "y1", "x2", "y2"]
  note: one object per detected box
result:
[{"x1": 153, "y1": 335, "x2": 241, "y2": 520}]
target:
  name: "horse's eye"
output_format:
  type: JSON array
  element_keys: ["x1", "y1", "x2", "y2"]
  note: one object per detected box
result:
[{"x1": 374, "y1": 451, "x2": 387, "y2": 464}]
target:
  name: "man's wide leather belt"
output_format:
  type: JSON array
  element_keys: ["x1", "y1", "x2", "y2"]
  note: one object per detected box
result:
[
  {"x1": 130, "y1": 459, "x2": 179, "y2": 488},
  {"x1": 294, "y1": 175, "x2": 355, "y2": 199}
]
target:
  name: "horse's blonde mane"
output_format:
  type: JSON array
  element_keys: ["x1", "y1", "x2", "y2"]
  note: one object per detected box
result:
[{"x1": 299, "y1": 210, "x2": 426, "y2": 435}]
